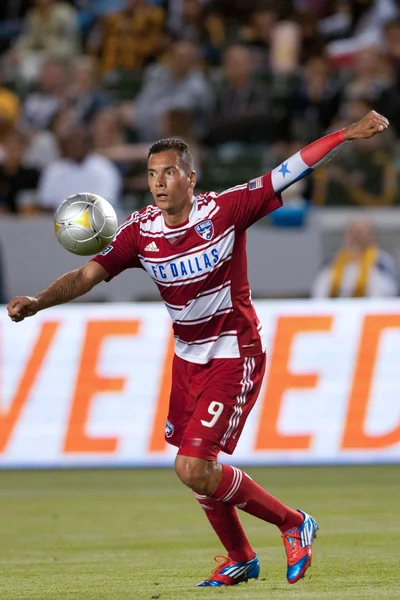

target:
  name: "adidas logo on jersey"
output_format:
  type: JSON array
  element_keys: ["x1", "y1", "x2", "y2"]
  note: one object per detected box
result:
[{"x1": 144, "y1": 241, "x2": 159, "y2": 252}]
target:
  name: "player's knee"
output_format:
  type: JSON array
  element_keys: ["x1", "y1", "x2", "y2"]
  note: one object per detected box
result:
[{"x1": 174, "y1": 455, "x2": 220, "y2": 495}]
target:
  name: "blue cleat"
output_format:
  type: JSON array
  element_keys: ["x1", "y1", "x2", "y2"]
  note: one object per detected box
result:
[
  {"x1": 281, "y1": 510, "x2": 318, "y2": 584},
  {"x1": 196, "y1": 554, "x2": 260, "y2": 587}
]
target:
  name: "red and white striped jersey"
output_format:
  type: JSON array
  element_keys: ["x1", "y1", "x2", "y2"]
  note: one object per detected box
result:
[
  {"x1": 93, "y1": 129, "x2": 348, "y2": 363},
  {"x1": 93, "y1": 172, "x2": 282, "y2": 364}
]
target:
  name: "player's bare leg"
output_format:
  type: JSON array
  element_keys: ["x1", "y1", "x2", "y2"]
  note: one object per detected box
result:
[{"x1": 175, "y1": 455, "x2": 318, "y2": 586}]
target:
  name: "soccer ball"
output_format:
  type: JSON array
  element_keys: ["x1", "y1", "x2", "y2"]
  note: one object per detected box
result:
[{"x1": 54, "y1": 193, "x2": 118, "y2": 256}]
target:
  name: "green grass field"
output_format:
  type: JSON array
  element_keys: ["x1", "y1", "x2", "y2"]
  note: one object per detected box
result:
[{"x1": 0, "y1": 465, "x2": 399, "y2": 600}]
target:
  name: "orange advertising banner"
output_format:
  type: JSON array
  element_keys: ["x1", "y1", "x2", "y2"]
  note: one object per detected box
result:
[{"x1": 1, "y1": 301, "x2": 400, "y2": 467}]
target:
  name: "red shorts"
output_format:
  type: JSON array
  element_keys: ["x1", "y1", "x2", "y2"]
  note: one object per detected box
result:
[{"x1": 165, "y1": 353, "x2": 266, "y2": 461}]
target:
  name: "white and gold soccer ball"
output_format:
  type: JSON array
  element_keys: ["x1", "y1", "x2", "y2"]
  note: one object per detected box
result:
[{"x1": 54, "y1": 193, "x2": 118, "y2": 256}]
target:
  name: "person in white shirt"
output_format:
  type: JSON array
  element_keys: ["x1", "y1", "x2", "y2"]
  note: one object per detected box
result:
[
  {"x1": 311, "y1": 217, "x2": 398, "y2": 298},
  {"x1": 37, "y1": 124, "x2": 122, "y2": 211}
]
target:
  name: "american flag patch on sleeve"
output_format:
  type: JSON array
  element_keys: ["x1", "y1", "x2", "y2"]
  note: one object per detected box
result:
[{"x1": 249, "y1": 176, "x2": 263, "y2": 191}]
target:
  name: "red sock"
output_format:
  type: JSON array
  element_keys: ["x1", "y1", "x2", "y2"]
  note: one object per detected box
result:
[
  {"x1": 194, "y1": 492, "x2": 255, "y2": 563},
  {"x1": 210, "y1": 465, "x2": 303, "y2": 533}
]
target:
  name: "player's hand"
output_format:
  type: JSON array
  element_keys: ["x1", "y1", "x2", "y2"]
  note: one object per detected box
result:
[
  {"x1": 7, "y1": 296, "x2": 40, "y2": 322},
  {"x1": 344, "y1": 110, "x2": 389, "y2": 140}
]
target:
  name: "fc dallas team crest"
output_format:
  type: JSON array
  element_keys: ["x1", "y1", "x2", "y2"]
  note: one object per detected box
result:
[{"x1": 195, "y1": 219, "x2": 214, "y2": 240}]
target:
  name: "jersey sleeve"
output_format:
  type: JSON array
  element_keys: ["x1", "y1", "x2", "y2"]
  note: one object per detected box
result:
[
  {"x1": 91, "y1": 214, "x2": 142, "y2": 279},
  {"x1": 218, "y1": 171, "x2": 282, "y2": 230},
  {"x1": 217, "y1": 128, "x2": 348, "y2": 230},
  {"x1": 271, "y1": 129, "x2": 347, "y2": 193}
]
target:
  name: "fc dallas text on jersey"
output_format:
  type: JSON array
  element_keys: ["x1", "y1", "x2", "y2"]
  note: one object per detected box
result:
[{"x1": 93, "y1": 173, "x2": 282, "y2": 364}]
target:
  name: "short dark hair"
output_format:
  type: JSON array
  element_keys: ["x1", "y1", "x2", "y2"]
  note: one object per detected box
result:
[{"x1": 148, "y1": 138, "x2": 194, "y2": 173}]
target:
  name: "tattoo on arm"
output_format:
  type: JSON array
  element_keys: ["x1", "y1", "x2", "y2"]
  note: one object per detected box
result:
[
  {"x1": 36, "y1": 270, "x2": 89, "y2": 310},
  {"x1": 54, "y1": 279, "x2": 78, "y2": 304}
]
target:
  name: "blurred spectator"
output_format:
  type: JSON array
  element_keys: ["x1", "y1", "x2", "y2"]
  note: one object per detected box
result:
[
  {"x1": 318, "y1": 1, "x2": 358, "y2": 44},
  {"x1": 384, "y1": 17, "x2": 400, "y2": 63},
  {"x1": 0, "y1": 0, "x2": 31, "y2": 36},
  {"x1": 349, "y1": 0, "x2": 399, "y2": 47},
  {"x1": 295, "y1": 11, "x2": 325, "y2": 64},
  {"x1": 199, "y1": 2, "x2": 230, "y2": 65},
  {"x1": 0, "y1": 71, "x2": 20, "y2": 143},
  {"x1": 87, "y1": 0, "x2": 165, "y2": 76},
  {"x1": 91, "y1": 106, "x2": 126, "y2": 152},
  {"x1": 291, "y1": 54, "x2": 343, "y2": 141},
  {"x1": 313, "y1": 98, "x2": 397, "y2": 206},
  {"x1": 343, "y1": 46, "x2": 392, "y2": 104},
  {"x1": 166, "y1": 0, "x2": 228, "y2": 66},
  {"x1": 162, "y1": 109, "x2": 202, "y2": 180},
  {"x1": 67, "y1": 55, "x2": 110, "y2": 122},
  {"x1": 207, "y1": 44, "x2": 275, "y2": 146},
  {"x1": 120, "y1": 39, "x2": 214, "y2": 142},
  {"x1": 325, "y1": 0, "x2": 399, "y2": 67},
  {"x1": 239, "y1": 4, "x2": 278, "y2": 72},
  {"x1": 22, "y1": 106, "x2": 78, "y2": 170},
  {"x1": 293, "y1": 0, "x2": 330, "y2": 18},
  {"x1": 167, "y1": 0, "x2": 204, "y2": 40},
  {"x1": 37, "y1": 124, "x2": 122, "y2": 211},
  {"x1": 0, "y1": 130, "x2": 40, "y2": 214},
  {"x1": 377, "y1": 19, "x2": 400, "y2": 137},
  {"x1": 6, "y1": 0, "x2": 80, "y2": 88},
  {"x1": 269, "y1": 19, "x2": 302, "y2": 74},
  {"x1": 311, "y1": 218, "x2": 398, "y2": 297},
  {"x1": 20, "y1": 59, "x2": 69, "y2": 132}
]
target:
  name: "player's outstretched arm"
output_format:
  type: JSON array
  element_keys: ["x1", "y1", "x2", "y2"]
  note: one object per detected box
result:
[
  {"x1": 271, "y1": 110, "x2": 389, "y2": 194},
  {"x1": 6, "y1": 261, "x2": 109, "y2": 322},
  {"x1": 342, "y1": 110, "x2": 389, "y2": 140}
]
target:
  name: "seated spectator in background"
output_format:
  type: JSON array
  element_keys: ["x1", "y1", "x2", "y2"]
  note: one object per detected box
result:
[
  {"x1": 378, "y1": 18, "x2": 400, "y2": 137},
  {"x1": 37, "y1": 124, "x2": 122, "y2": 211},
  {"x1": 20, "y1": 59, "x2": 69, "y2": 132},
  {"x1": 67, "y1": 56, "x2": 110, "y2": 123},
  {"x1": 0, "y1": 130, "x2": 40, "y2": 214},
  {"x1": 207, "y1": 44, "x2": 275, "y2": 146},
  {"x1": 324, "y1": 0, "x2": 399, "y2": 66},
  {"x1": 167, "y1": 0, "x2": 203, "y2": 41},
  {"x1": 317, "y1": 0, "x2": 353, "y2": 44},
  {"x1": 0, "y1": 1, "x2": 31, "y2": 54},
  {"x1": 342, "y1": 46, "x2": 392, "y2": 105},
  {"x1": 311, "y1": 218, "x2": 398, "y2": 298},
  {"x1": 22, "y1": 106, "x2": 77, "y2": 170},
  {"x1": 199, "y1": 2, "x2": 230, "y2": 66},
  {"x1": 91, "y1": 107, "x2": 126, "y2": 154},
  {"x1": 166, "y1": 0, "x2": 227, "y2": 66},
  {"x1": 121, "y1": 39, "x2": 213, "y2": 142},
  {"x1": 87, "y1": 0, "x2": 165, "y2": 77},
  {"x1": 161, "y1": 109, "x2": 201, "y2": 169},
  {"x1": 0, "y1": 71, "x2": 20, "y2": 143},
  {"x1": 384, "y1": 17, "x2": 400, "y2": 68},
  {"x1": 6, "y1": 0, "x2": 80, "y2": 88},
  {"x1": 291, "y1": 54, "x2": 343, "y2": 141},
  {"x1": 239, "y1": 4, "x2": 278, "y2": 72},
  {"x1": 312, "y1": 98, "x2": 398, "y2": 206},
  {"x1": 295, "y1": 11, "x2": 326, "y2": 65}
]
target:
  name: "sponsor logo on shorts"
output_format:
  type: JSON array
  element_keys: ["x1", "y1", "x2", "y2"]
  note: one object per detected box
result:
[
  {"x1": 100, "y1": 245, "x2": 113, "y2": 255},
  {"x1": 165, "y1": 419, "x2": 174, "y2": 438}
]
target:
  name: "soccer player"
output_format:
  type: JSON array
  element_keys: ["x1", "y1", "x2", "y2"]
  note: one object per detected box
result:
[{"x1": 7, "y1": 110, "x2": 389, "y2": 587}]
